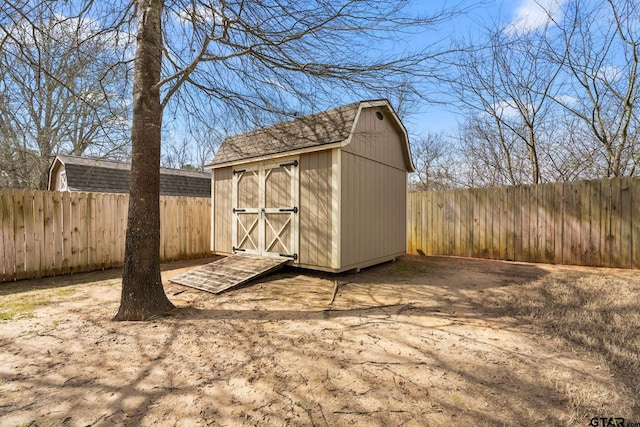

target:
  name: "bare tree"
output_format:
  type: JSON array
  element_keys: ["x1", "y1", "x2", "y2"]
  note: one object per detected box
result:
[
  {"x1": 449, "y1": 20, "x2": 563, "y2": 185},
  {"x1": 0, "y1": 3, "x2": 131, "y2": 189},
  {"x1": 162, "y1": 122, "x2": 222, "y2": 170},
  {"x1": 457, "y1": 115, "x2": 536, "y2": 187},
  {"x1": 410, "y1": 132, "x2": 457, "y2": 191},
  {"x1": 548, "y1": 0, "x2": 640, "y2": 178}
]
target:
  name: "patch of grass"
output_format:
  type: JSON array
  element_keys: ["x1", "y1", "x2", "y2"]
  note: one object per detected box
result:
[
  {"x1": 0, "y1": 287, "x2": 76, "y2": 320},
  {"x1": 450, "y1": 393, "x2": 464, "y2": 404},
  {"x1": 477, "y1": 271, "x2": 640, "y2": 399},
  {"x1": 388, "y1": 260, "x2": 429, "y2": 275}
]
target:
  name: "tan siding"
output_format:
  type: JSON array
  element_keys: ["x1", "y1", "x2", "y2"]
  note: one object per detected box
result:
[
  {"x1": 343, "y1": 108, "x2": 407, "y2": 171},
  {"x1": 213, "y1": 167, "x2": 233, "y2": 253},
  {"x1": 299, "y1": 151, "x2": 333, "y2": 268},
  {"x1": 340, "y1": 151, "x2": 407, "y2": 269}
]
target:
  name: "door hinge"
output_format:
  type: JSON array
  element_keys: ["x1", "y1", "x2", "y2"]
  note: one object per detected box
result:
[
  {"x1": 232, "y1": 246, "x2": 246, "y2": 252},
  {"x1": 278, "y1": 207, "x2": 298, "y2": 213},
  {"x1": 279, "y1": 253, "x2": 298, "y2": 260},
  {"x1": 279, "y1": 160, "x2": 298, "y2": 168}
]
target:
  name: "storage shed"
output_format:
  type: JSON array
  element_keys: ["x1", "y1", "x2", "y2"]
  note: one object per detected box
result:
[
  {"x1": 208, "y1": 99, "x2": 415, "y2": 272},
  {"x1": 49, "y1": 155, "x2": 211, "y2": 197}
]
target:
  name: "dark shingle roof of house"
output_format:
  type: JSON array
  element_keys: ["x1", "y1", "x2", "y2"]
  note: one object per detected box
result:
[
  {"x1": 51, "y1": 155, "x2": 210, "y2": 197},
  {"x1": 210, "y1": 100, "x2": 367, "y2": 166}
]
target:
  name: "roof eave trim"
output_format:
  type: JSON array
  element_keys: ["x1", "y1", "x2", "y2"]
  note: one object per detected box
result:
[
  {"x1": 47, "y1": 155, "x2": 63, "y2": 191},
  {"x1": 207, "y1": 140, "x2": 344, "y2": 169}
]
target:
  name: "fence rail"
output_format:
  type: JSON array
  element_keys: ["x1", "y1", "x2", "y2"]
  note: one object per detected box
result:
[
  {"x1": 0, "y1": 189, "x2": 211, "y2": 282},
  {"x1": 408, "y1": 177, "x2": 640, "y2": 269}
]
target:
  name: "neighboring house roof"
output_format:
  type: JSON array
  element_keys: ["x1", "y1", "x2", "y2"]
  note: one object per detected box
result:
[
  {"x1": 48, "y1": 155, "x2": 211, "y2": 197},
  {"x1": 209, "y1": 99, "x2": 414, "y2": 171}
]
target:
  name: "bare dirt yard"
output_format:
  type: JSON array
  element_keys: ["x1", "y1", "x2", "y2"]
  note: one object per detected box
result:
[{"x1": 1, "y1": 255, "x2": 639, "y2": 426}]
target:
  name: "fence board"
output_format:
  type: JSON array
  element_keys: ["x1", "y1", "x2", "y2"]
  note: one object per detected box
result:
[
  {"x1": 587, "y1": 180, "x2": 601, "y2": 266},
  {"x1": 104, "y1": 193, "x2": 116, "y2": 267},
  {"x1": 407, "y1": 197, "x2": 423, "y2": 253},
  {"x1": 620, "y1": 177, "x2": 632, "y2": 268},
  {"x1": 52, "y1": 192, "x2": 64, "y2": 274},
  {"x1": 32, "y1": 191, "x2": 45, "y2": 278},
  {"x1": 528, "y1": 184, "x2": 535, "y2": 262},
  {"x1": 414, "y1": 193, "x2": 421, "y2": 254},
  {"x1": 478, "y1": 187, "x2": 487, "y2": 258},
  {"x1": 116, "y1": 194, "x2": 127, "y2": 267},
  {"x1": 633, "y1": 179, "x2": 640, "y2": 269},
  {"x1": 580, "y1": 181, "x2": 591, "y2": 266},
  {"x1": 409, "y1": 176, "x2": 639, "y2": 269},
  {"x1": 0, "y1": 191, "x2": 4, "y2": 281},
  {"x1": 1, "y1": 191, "x2": 14, "y2": 281},
  {"x1": 22, "y1": 190, "x2": 36, "y2": 278},
  {"x1": 106, "y1": 193, "x2": 119, "y2": 268},
  {"x1": 13, "y1": 190, "x2": 27, "y2": 280},
  {"x1": 542, "y1": 183, "x2": 555, "y2": 263},
  {"x1": 88, "y1": 192, "x2": 98, "y2": 271},
  {"x1": 42, "y1": 191, "x2": 56, "y2": 276},
  {"x1": 609, "y1": 180, "x2": 621, "y2": 268}
]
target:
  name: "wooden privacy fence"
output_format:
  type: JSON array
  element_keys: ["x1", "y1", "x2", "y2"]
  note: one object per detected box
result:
[
  {"x1": 408, "y1": 177, "x2": 640, "y2": 269},
  {"x1": 0, "y1": 189, "x2": 211, "y2": 282}
]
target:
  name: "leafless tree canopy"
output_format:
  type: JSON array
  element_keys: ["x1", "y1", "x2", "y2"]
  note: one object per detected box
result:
[
  {"x1": 429, "y1": 0, "x2": 640, "y2": 189},
  {"x1": 0, "y1": 2, "x2": 133, "y2": 188}
]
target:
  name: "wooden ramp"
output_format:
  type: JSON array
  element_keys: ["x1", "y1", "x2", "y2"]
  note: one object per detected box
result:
[{"x1": 169, "y1": 253, "x2": 288, "y2": 294}]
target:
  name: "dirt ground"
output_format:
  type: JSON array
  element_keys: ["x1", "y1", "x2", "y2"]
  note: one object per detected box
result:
[{"x1": 1, "y1": 255, "x2": 638, "y2": 426}]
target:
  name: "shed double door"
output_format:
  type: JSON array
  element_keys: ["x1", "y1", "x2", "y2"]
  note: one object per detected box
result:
[{"x1": 231, "y1": 157, "x2": 299, "y2": 261}]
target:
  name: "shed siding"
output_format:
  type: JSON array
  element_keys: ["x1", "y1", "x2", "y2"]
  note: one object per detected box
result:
[
  {"x1": 213, "y1": 166, "x2": 233, "y2": 254},
  {"x1": 340, "y1": 151, "x2": 407, "y2": 269},
  {"x1": 299, "y1": 150, "x2": 333, "y2": 268},
  {"x1": 344, "y1": 108, "x2": 407, "y2": 171}
]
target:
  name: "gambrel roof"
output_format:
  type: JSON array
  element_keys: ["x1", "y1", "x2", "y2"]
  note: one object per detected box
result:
[
  {"x1": 48, "y1": 155, "x2": 211, "y2": 197},
  {"x1": 209, "y1": 99, "x2": 414, "y2": 171}
]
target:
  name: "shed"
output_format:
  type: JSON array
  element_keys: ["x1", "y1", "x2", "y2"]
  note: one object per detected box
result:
[
  {"x1": 208, "y1": 99, "x2": 415, "y2": 273},
  {"x1": 48, "y1": 155, "x2": 211, "y2": 197}
]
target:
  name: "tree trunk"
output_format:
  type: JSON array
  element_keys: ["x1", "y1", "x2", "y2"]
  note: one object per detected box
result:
[{"x1": 114, "y1": 0, "x2": 174, "y2": 321}]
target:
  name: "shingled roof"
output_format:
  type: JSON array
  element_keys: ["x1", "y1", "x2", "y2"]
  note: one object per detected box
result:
[
  {"x1": 48, "y1": 155, "x2": 211, "y2": 197},
  {"x1": 210, "y1": 100, "x2": 371, "y2": 166}
]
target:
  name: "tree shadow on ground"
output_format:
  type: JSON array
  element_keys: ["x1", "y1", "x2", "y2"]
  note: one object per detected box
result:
[
  {"x1": 3, "y1": 254, "x2": 638, "y2": 426},
  {"x1": 168, "y1": 254, "x2": 639, "y2": 420}
]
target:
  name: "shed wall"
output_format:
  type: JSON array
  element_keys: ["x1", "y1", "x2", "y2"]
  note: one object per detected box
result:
[
  {"x1": 212, "y1": 166, "x2": 233, "y2": 254},
  {"x1": 298, "y1": 150, "x2": 333, "y2": 269},
  {"x1": 343, "y1": 107, "x2": 407, "y2": 171},
  {"x1": 340, "y1": 151, "x2": 407, "y2": 269}
]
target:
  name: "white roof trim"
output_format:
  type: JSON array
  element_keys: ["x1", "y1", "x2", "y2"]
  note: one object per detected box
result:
[
  {"x1": 207, "y1": 141, "x2": 344, "y2": 169},
  {"x1": 47, "y1": 155, "x2": 62, "y2": 191},
  {"x1": 339, "y1": 100, "x2": 415, "y2": 172}
]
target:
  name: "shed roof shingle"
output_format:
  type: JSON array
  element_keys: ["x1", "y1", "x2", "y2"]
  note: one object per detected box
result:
[
  {"x1": 210, "y1": 100, "x2": 366, "y2": 166},
  {"x1": 51, "y1": 155, "x2": 211, "y2": 197}
]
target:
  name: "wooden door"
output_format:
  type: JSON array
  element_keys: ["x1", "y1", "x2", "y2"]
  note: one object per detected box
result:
[
  {"x1": 232, "y1": 158, "x2": 299, "y2": 261},
  {"x1": 232, "y1": 164, "x2": 261, "y2": 255}
]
